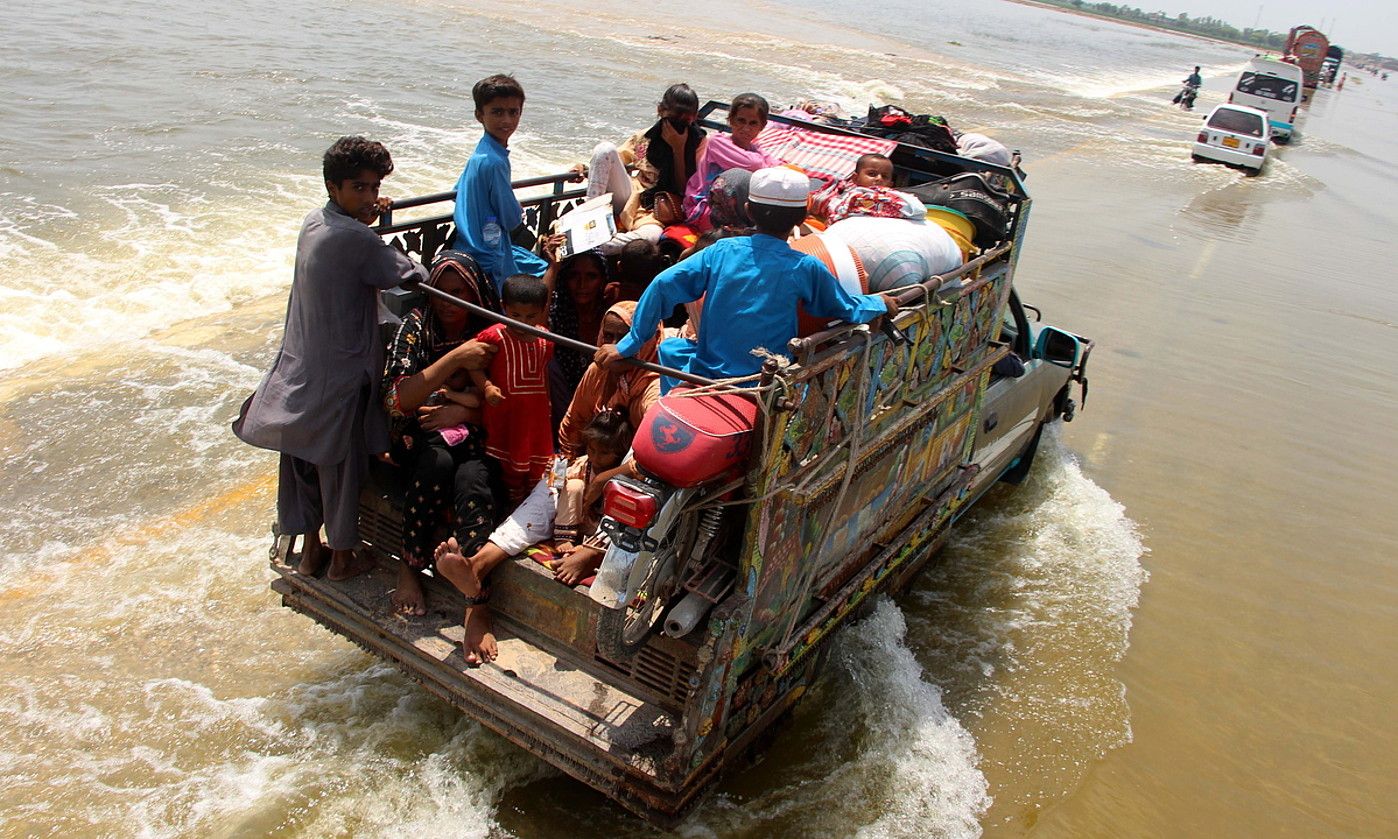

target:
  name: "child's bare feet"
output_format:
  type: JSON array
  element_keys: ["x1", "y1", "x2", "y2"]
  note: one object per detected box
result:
[
  {"x1": 391, "y1": 563, "x2": 427, "y2": 616},
  {"x1": 554, "y1": 545, "x2": 604, "y2": 586},
  {"x1": 462, "y1": 604, "x2": 497, "y2": 666},
  {"x1": 433, "y1": 537, "x2": 460, "y2": 569},
  {"x1": 326, "y1": 548, "x2": 375, "y2": 581},
  {"x1": 434, "y1": 538, "x2": 496, "y2": 667},
  {"x1": 297, "y1": 535, "x2": 328, "y2": 576},
  {"x1": 484, "y1": 384, "x2": 504, "y2": 406}
]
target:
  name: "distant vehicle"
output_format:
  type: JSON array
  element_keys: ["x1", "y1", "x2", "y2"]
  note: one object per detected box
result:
[
  {"x1": 1173, "y1": 80, "x2": 1200, "y2": 110},
  {"x1": 1192, "y1": 103, "x2": 1270, "y2": 173},
  {"x1": 1321, "y1": 45, "x2": 1344, "y2": 85},
  {"x1": 1284, "y1": 25, "x2": 1329, "y2": 89},
  {"x1": 1229, "y1": 57, "x2": 1304, "y2": 143}
]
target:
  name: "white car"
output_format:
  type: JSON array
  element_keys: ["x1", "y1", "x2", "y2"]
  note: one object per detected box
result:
[{"x1": 1192, "y1": 103, "x2": 1270, "y2": 173}]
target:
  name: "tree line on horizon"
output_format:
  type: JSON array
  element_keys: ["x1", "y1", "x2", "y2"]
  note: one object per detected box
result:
[{"x1": 1042, "y1": 0, "x2": 1296, "y2": 51}]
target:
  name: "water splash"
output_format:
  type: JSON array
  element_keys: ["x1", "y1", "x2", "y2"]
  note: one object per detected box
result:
[{"x1": 906, "y1": 430, "x2": 1148, "y2": 826}]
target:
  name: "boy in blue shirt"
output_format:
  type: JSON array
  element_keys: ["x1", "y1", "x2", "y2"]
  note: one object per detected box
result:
[
  {"x1": 453, "y1": 74, "x2": 550, "y2": 291},
  {"x1": 595, "y1": 167, "x2": 897, "y2": 387}
]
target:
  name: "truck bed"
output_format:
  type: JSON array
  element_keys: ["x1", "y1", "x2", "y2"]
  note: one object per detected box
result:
[{"x1": 268, "y1": 549, "x2": 708, "y2": 822}]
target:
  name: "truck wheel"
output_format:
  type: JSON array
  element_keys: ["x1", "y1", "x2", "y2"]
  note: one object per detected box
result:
[{"x1": 999, "y1": 425, "x2": 1043, "y2": 486}]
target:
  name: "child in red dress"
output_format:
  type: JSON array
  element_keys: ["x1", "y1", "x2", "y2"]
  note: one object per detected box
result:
[{"x1": 470, "y1": 274, "x2": 555, "y2": 505}]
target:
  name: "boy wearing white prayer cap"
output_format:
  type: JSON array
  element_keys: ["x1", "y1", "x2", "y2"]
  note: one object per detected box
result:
[{"x1": 595, "y1": 166, "x2": 897, "y2": 389}]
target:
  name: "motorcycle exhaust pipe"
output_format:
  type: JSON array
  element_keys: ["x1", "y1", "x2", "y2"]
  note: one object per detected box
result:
[{"x1": 663, "y1": 568, "x2": 734, "y2": 639}]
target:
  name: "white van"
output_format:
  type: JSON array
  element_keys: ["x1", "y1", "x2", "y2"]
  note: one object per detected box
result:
[{"x1": 1229, "y1": 57, "x2": 1304, "y2": 143}]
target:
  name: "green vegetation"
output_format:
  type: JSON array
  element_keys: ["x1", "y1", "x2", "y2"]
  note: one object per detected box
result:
[{"x1": 1037, "y1": 0, "x2": 1289, "y2": 49}]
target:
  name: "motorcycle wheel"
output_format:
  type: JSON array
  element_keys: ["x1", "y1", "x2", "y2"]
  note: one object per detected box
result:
[
  {"x1": 595, "y1": 510, "x2": 699, "y2": 660},
  {"x1": 597, "y1": 594, "x2": 668, "y2": 660}
]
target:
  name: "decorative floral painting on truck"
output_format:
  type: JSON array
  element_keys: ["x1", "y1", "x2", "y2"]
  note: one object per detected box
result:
[{"x1": 735, "y1": 267, "x2": 1011, "y2": 659}]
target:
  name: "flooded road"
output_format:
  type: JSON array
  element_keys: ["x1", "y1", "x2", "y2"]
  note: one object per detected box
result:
[{"x1": 2, "y1": 0, "x2": 1395, "y2": 835}]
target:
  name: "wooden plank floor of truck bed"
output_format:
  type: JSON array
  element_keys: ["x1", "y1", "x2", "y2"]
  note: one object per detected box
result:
[{"x1": 268, "y1": 552, "x2": 701, "y2": 818}]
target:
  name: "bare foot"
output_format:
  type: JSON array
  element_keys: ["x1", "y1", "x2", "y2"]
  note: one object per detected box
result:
[
  {"x1": 433, "y1": 538, "x2": 495, "y2": 667},
  {"x1": 297, "y1": 535, "x2": 328, "y2": 576},
  {"x1": 435, "y1": 539, "x2": 473, "y2": 591},
  {"x1": 391, "y1": 563, "x2": 427, "y2": 616},
  {"x1": 554, "y1": 545, "x2": 604, "y2": 586},
  {"x1": 434, "y1": 537, "x2": 461, "y2": 570},
  {"x1": 326, "y1": 549, "x2": 375, "y2": 581},
  {"x1": 462, "y1": 603, "x2": 497, "y2": 666}
]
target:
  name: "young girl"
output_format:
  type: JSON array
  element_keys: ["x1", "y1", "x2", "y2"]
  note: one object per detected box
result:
[
  {"x1": 471, "y1": 274, "x2": 555, "y2": 505},
  {"x1": 808, "y1": 153, "x2": 925, "y2": 226},
  {"x1": 546, "y1": 250, "x2": 609, "y2": 428},
  {"x1": 552, "y1": 409, "x2": 633, "y2": 586},
  {"x1": 682, "y1": 92, "x2": 784, "y2": 231}
]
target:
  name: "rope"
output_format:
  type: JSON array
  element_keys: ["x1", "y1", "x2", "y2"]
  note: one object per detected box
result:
[
  {"x1": 661, "y1": 346, "x2": 792, "y2": 422},
  {"x1": 416, "y1": 282, "x2": 722, "y2": 389}
]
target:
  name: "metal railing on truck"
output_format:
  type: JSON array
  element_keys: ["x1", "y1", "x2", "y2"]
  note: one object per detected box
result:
[{"x1": 372, "y1": 171, "x2": 588, "y2": 268}]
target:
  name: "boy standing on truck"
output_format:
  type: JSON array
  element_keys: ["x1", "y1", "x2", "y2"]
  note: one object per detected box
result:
[
  {"x1": 234, "y1": 137, "x2": 476, "y2": 580},
  {"x1": 594, "y1": 167, "x2": 898, "y2": 387},
  {"x1": 452, "y1": 74, "x2": 550, "y2": 292}
]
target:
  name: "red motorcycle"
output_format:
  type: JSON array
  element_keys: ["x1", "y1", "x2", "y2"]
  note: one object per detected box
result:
[{"x1": 589, "y1": 390, "x2": 759, "y2": 656}]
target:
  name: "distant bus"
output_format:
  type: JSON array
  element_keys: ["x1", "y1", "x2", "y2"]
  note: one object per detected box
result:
[{"x1": 1230, "y1": 57, "x2": 1304, "y2": 144}]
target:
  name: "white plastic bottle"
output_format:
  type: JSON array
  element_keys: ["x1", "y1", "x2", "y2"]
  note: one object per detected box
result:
[{"x1": 589, "y1": 544, "x2": 640, "y2": 609}]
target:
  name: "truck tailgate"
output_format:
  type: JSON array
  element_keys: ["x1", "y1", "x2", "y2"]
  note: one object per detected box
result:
[{"x1": 268, "y1": 557, "x2": 689, "y2": 812}]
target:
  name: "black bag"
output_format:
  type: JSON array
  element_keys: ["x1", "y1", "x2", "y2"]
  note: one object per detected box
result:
[
  {"x1": 907, "y1": 173, "x2": 1011, "y2": 249},
  {"x1": 862, "y1": 105, "x2": 959, "y2": 154}
]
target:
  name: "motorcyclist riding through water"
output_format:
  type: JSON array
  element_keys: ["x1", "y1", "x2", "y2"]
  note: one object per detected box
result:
[{"x1": 1173, "y1": 66, "x2": 1202, "y2": 110}]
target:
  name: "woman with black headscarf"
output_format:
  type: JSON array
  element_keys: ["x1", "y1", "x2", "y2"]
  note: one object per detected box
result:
[
  {"x1": 380, "y1": 251, "x2": 502, "y2": 616},
  {"x1": 546, "y1": 250, "x2": 610, "y2": 428}
]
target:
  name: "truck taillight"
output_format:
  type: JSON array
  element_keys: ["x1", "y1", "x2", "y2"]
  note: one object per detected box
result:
[
  {"x1": 1252, "y1": 144, "x2": 1266, "y2": 156},
  {"x1": 1291, "y1": 106, "x2": 1298, "y2": 121},
  {"x1": 1228, "y1": 93, "x2": 1234, "y2": 103},
  {"x1": 604, "y1": 481, "x2": 661, "y2": 529},
  {"x1": 1197, "y1": 131, "x2": 1208, "y2": 143}
]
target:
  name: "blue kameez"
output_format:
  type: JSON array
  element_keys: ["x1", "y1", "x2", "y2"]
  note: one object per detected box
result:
[
  {"x1": 452, "y1": 132, "x2": 548, "y2": 290},
  {"x1": 616, "y1": 234, "x2": 887, "y2": 389}
]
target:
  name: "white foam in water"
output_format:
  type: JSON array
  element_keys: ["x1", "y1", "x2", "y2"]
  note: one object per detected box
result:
[
  {"x1": 0, "y1": 190, "x2": 299, "y2": 372},
  {"x1": 683, "y1": 599, "x2": 990, "y2": 839},
  {"x1": 839, "y1": 601, "x2": 992, "y2": 839},
  {"x1": 0, "y1": 522, "x2": 540, "y2": 837}
]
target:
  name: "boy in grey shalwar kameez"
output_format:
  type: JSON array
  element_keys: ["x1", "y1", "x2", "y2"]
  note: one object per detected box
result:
[{"x1": 234, "y1": 136, "x2": 428, "y2": 579}]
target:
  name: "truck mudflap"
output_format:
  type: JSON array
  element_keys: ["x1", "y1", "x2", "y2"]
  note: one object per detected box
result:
[{"x1": 268, "y1": 552, "x2": 713, "y2": 824}]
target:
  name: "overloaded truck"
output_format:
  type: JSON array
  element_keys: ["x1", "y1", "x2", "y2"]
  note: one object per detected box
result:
[{"x1": 267, "y1": 100, "x2": 1093, "y2": 824}]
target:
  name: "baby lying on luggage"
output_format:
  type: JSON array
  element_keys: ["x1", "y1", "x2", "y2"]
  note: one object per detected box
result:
[{"x1": 807, "y1": 153, "x2": 925, "y2": 226}]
